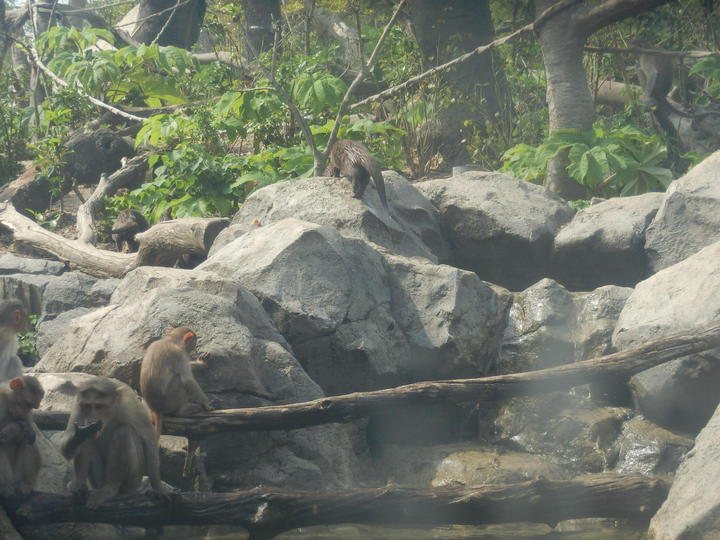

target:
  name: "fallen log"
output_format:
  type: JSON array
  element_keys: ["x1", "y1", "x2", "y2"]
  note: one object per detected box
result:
[
  {"x1": 135, "y1": 217, "x2": 229, "y2": 267},
  {"x1": 0, "y1": 202, "x2": 135, "y2": 278},
  {"x1": 33, "y1": 323, "x2": 720, "y2": 436},
  {"x1": 76, "y1": 154, "x2": 149, "y2": 246},
  {"x1": 3, "y1": 474, "x2": 667, "y2": 540}
]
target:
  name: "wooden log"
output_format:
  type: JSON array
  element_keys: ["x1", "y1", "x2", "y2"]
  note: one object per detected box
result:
[
  {"x1": 75, "y1": 154, "x2": 149, "y2": 246},
  {"x1": 0, "y1": 202, "x2": 135, "y2": 278},
  {"x1": 3, "y1": 474, "x2": 667, "y2": 539},
  {"x1": 135, "y1": 217, "x2": 229, "y2": 267},
  {"x1": 33, "y1": 323, "x2": 720, "y2": 437}
]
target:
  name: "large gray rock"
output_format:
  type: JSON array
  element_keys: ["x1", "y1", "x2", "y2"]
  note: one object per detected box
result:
[
  {"x1": 500, "y1": 278, "x2": 632, "y2": 374},
  {"x1": 645, "y1": 151, "x2": 720, "y2": 273},
  {"x1": 649, "y1": 402, "x2": 720, "y2": 539},
  {"x1": 41, "y1": 272, "x2": 117, "y2": 316},
  {"x1": 200, "y1": 219, "x2": 510, "y2": 395},
  {"x1": 212, "y1": 171, "x2": 449, "y2": 263},
  {"x1": 36, "y1": 308, "x2": 94, "y2": 357},
  {"x1": 416, "y1": 171, "x2": 573, "y2": 290},
  {"x1": 35, "y1": 269, "x2": 358, "y2": 490},
  {"x1": 0, "y1": 254, "x2": 65, "y2": 275},
  {"x1": 551, "y1": 193, "x2": 662, "y2": 290},
  {"x1": 613, "y1": 241, "x2": 720, "y2": 433}
]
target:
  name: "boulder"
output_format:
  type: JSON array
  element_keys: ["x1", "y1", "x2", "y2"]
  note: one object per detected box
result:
[
  {"x1": 211, "y1": 171, "x2": 449, "y2": 263},
  {"x1": 416, "y1": 171, "x2": 573, "y2": 290},
  {"x1": 500, "y1": 279, "x2": 632, "y2": 374},
  {"x1": 551, "y1": 193, "x2": 662, "y2": 290},
  {"x1": 200, "y1": 219, "x2": 510, "y2": 395},
  {"x1": 613, "y1": 241, "x2": 720, "y2": 433},
  {"x1": 649, "y1": 402, "x2": 720, "y2": 539},
  {"x1": 35, "y1": 269, "x2": 359, "y2": 490},
  {"x1": 493, "y1": 393, "x2": 631, "y2": 474},
  {"x1": 378, "y1": 442, "x2": 570, "y2": 488},
  {"x1": 645, "y1": 150, "x2": 720, "y2": 272},
  {"x1": 36, "y1": 308, "x2": 93, "y2": 357},
  {"x1": 613, "y1": 416, "x2": 693, "y2": 477},
  {"x1": 0, "y1": 254, "x2": 65, "y2": 276}
]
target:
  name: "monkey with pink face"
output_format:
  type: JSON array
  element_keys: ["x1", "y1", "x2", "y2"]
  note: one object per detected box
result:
[{"x1": 0, "y1": 299, "x2": 32, "y2": 382}]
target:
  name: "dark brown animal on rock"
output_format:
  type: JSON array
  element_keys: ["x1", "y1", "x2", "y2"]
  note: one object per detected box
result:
[
  {"x1": 0, "y1": 376, "x2": 44, "y2": 496},
  {"x1": 140, "y1": 326, "x2": 211, "y2": 434},
  {"x1": 325, "y1": 140, "x2": 388, "y2": 208},
  {"x1": 60, "y1": 376, "x2": 166, "y2": 508},
  {"x1": 0, "y1": 298, "x2": 32, "y2": 382},
  {"x1": 111, "y1": 209, "x2": 148, "y2": 253}
]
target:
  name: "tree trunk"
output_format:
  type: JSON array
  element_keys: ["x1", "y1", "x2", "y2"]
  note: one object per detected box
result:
[
  {"x1": 135, "y1": 217, "x2": 229, "y2": 266},
  {"x1": 535, "y1": 0, "x2": 676, "y2": 200},
  {"x1": 407, "y1": 0, "x2": 508, "y2": 167},
  {"x1": 535, "y1": 0, "x2": 592, "y2": 200},
  {"x1": 4, "y1": 475, "x2": 667, "y2": 538},
  {"x1": 242, "y1": 0, "x2": 280, "y2": 55},
  {"x1": 132, "y1": 0, "x2": 206, "y2": 48},
  {"x1": 302, "y1": 0, "x2": 363, "y2": 75}
]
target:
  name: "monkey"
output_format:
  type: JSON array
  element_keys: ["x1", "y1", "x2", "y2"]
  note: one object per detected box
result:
[
  {"x1": 111, "y1": 209, "x2": 148, "y2": 253},
  {"x1": 631, "y1": 38, "x2": 674, "y2": 109},
  {"x1": 140, "y1": 326, "x2": 211, "y2": 434},
  {"x1": 60, "y1": 376, "x2": 167, "y2": 509},
  {"x1": 324, "y1": 140, "x2": 389, "y2": 209},
  {"x1": 0, "y1": 376, "x2": 44, "y2": 497},
  {"x1": 0, "y1": 299, "x2": 32, "y2": 383}
]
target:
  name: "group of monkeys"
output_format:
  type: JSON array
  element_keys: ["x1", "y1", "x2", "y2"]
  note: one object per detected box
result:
[{"x1": 0, "y1": 299, "x2": 211, "y2": 508}]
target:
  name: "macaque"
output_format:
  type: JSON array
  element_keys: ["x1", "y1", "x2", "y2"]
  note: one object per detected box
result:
[
  {"x1": 325, "y1": 140, "x2": 388, "y2": 208},
  {"x1": 631, "y1": 38, "x2": 674, "y2": 109},
  {"x1": 0, "y1": 298, "x2": 32, "y2": 382},
  {"x1": 61, "y1": 376, "x2": 166, "y2": 508},
  {"x1": 140, "y1": 326, "x2": 211, "y2": 434},
  {"x1": 0, "y1": 376, "x2": 44, "y2": 497},
  {"x1": 111, "y1": 209, "x2": 148, "y2": 253}
]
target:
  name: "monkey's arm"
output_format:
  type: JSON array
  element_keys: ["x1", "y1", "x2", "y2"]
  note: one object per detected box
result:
[
  {"x1": 0, "y1": 420, "x2": 22, "y2": 443},
  {"x1": 61, "y1": 422, "x2": 102, "y2": 459}
]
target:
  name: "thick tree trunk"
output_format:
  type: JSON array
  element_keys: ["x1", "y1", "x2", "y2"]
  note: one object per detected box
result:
[
  {"x1": 302, "y1": 0, "x2": 363, "y2": 75},
  {"x1": 135, "y1": 217, "x2": 229, "y2": 266},
  {"x1": 407, "y1": 0, "x2": 508, "y2": 167},
  {"x1": 536, "y1": 1, "x2": 592, "y2": 200},
  {"x1": 242, "y1": 0, "x2": 280, "y2": 54},
  {"x1": 4, "y1": 475, "x2": 667, "y2": 538},
  {"x1": 33, "y1": 323, "x2": 720, "y2": 436},
  {"x1": 132, "y1": 0, "x2": 206, "y2": 48}
]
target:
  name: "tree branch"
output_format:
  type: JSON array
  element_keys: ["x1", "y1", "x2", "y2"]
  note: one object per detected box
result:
[{"x1": 33, "y1": 323, "x2": 720, "y2": 436}]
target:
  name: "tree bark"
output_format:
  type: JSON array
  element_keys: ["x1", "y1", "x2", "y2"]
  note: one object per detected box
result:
[
  {"x1": 3, "y1": 474, "x2": 667, "y2": 538},
  {"x1": 132, "y1": 0, "x2": 206, "y2": 48},
  {"x1": 135, "y1": 217, "x2": 229, "y2": 266},
  {"x1": 33, "y1": 323, "x2": 720, "y2": 436},
  {"x1": 407, "y1": 0, "x2": 508, "y2": 166},
  {"x1": 302, "y1": 0, "x2": 363, "y2": 76},
  {"x1": 242, "y1": 0, "x2": 280, "y2": 55},
  {"x1": 536, "y1": 0, "x2": 675, "y2": 199}
]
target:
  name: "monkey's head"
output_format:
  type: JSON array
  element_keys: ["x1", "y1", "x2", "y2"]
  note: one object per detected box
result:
[
  {"x1": 76, "y1": 378, "x2": 121, "y2": 428},
  {"x1": 8, "y1": 376, "x2": 44, "y2": 419},
  {"x1": 0, "y1": 298, "x2": 32, "y2": 333},
  {"x1": 167, "y1": 326, "x2": 197, "y2": 352}
]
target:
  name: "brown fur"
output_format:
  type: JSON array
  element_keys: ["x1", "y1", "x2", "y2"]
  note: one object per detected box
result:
[
  {"x1": 111, "y1": 209, "x2": 148, "y2": 253},
  {"x1": 140, "y1": 326, "x2": 211, "y2": 434},
  {"x1": 325, "y1": 140, "x2": 388, "y2": 208},
  {"x1": 60, "y1": 376, "x2": 166, "y2": 508},
  {"x1": 0, "y1": 298, "x2": 32, "y2": 382},
  {"x1": 0, "y1": 376, "x2": 44, "y2": 496}
]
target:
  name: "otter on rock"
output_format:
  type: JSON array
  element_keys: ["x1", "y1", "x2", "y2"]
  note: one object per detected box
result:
[{"x1": 324, "y1": 139, "x2": 388, "y2": 208}]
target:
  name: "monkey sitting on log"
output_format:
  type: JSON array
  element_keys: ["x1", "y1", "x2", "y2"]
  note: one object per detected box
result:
[
  {"x1": 61, "y1": 376, "x2": 167, "y2": 508},
  {"x1": 0, "y1": 376, "x2": 44, "y2": 497},
  {"x1": 0, "y1": 299, "x2": 32, "y2": 383},
  {"x1": 140, "y1": 326, "x2": 212, "y2": 434},
  {"x1": 111, "y1": 209, "x2": 148, "y2": 253},
  {"x1": 325, "y1": 140, "x2": 389, "y2": 208}
]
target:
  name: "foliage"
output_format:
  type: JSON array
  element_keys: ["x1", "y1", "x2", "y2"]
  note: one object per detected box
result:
[
  {"x1": 0, "y1": 74, "x2": 29, "y2": 182},
  {"x1": 17, "y1": 315, "x2": 38, "y2": 367},
  {"x1": 501, "y1": 125, "x2": 673, "y2": 197}
]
